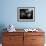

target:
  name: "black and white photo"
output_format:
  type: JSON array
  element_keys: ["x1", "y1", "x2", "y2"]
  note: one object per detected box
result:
[{"x1": 17, "y1": 7, "x2": 35, "y2": 22}]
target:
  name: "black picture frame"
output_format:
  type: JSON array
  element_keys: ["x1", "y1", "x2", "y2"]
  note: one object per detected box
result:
[{"x1": 17, "y1": 7, "x2": 35, "y2": 22}]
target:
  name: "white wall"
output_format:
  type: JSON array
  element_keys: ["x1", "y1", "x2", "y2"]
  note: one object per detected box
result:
[{"x1": 0, "y1": 0, "x2": 46, "y2": 30}]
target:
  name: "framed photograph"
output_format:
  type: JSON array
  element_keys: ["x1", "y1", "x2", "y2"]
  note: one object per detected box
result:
[{"x1": 17, "y1": 7, "x2": 35, "y2": 22}]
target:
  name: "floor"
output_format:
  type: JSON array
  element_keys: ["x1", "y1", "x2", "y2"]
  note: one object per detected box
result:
[{"x1": 0, "y1": 44, "x2": 2, "y2": 46}]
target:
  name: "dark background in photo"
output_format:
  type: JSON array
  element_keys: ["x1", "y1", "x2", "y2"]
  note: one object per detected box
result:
[{"x1": 20, "y1": 9, "x2": 33, "y2": 19}]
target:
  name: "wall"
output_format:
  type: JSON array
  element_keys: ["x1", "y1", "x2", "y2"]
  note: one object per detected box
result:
[{"x1": 0, "y1": 0, "x2": 46, "y2": 30}]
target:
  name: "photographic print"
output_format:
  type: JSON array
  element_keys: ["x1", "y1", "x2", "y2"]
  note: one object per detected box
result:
[{"x1": 17, "y1": 7, "x2": 35, "y2": 22}]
